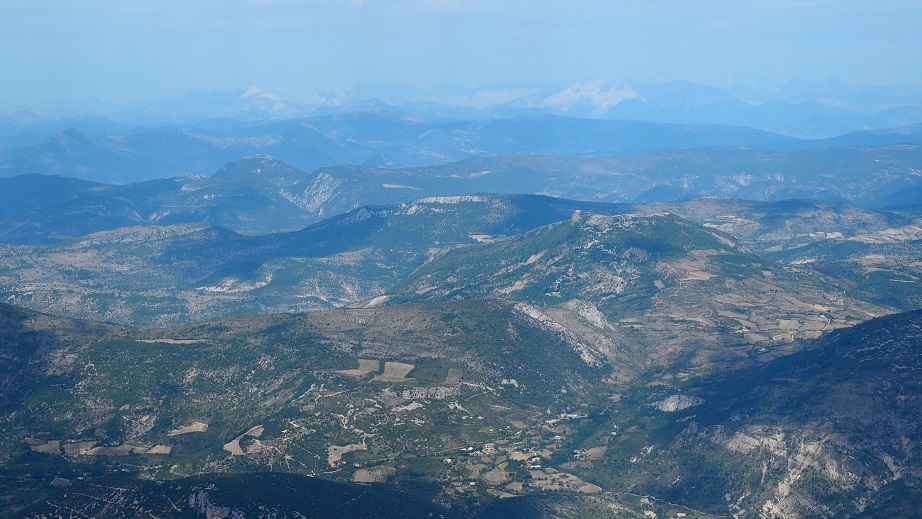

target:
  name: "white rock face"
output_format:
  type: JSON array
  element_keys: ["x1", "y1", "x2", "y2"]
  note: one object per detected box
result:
[
  {"x1": 416, "y1": 195, "x2": 486, "y2": 204},
  {"x1": 382, "y1": 386, "x2": 459, "y2": 402},
  {"x1": 513, "y1": 302, "x2": 604, "y2": 367},
  {"x1": 188, "y1": 490, "x2": 242, "y2": 519},
  {"x1": 391, "y1": 401, "x2": 424, "y2": 413},
  {"x1": 563, "y1": 299, "x2": 610, "y2": 329},
  {"x1": 653, "y1": 394, "x2": 702, "y2": 412},
  {"x1": 295, "y1": 172, "x2": 342, "y2": 214}
]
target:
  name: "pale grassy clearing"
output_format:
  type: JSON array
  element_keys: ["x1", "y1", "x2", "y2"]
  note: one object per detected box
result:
[
  {"x1": 526, "y1": 469, "x2": 601, "y2": 493},
  {"x1": 62, "y1": 441, "x2": 97, "y2": 456},
  {"x1": 681, "y1": 270, "x2": 715, "y2": 281},
  {"x1": 484, "y1": 463, "x2": 509, "y2": 485},
  {"x1": 374, "y1": 361, "x2": 415, "y2": 382},
  {"x1": 224, "y1": 439, "x2": 244, "y2": 456},
  {"x1": 667, "y1": 250, "x2": 719, "y2": 280},
  {"x1": 168, "y1": 421, "x2": 209, "y2": 436},
  {"x1": 328, "y1": 443, "x2": 367, "y2": 467},
  {"x1": 583, "y1": 446, "x2": 608, "y2": 459},
  {"x1": 87, "y1": 444, "x2": 148, "y2": 456},
  {"x1": 29, "y1": 440, "x2": 61, "y2": 455},
  {"x1": 223, "y1": 425, "x2": 264, "y2": 456},
  {"x1": 778, "y1": 319, "x2": 800, "y2": 330},
  {"x1": 352, "y1": 466, "x2": 396, "y2": 483},
  {"x1": 851, "y1": 224, "x2": 922, "y2": 243},
  {"x1": 335, "y1": 358, "x2": 380, "y2": 377}
]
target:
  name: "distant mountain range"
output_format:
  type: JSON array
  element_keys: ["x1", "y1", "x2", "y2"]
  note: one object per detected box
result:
[
  {"x1": 2, "y1": 147, "x2": 921, "y2": 245},
  {"x1": 2, "y1": 102, "x2": 922, "y2": 185},
  {"x1": 2, "y1": 192, "x2": 912, "y2": 329},
  {"x1": 10, "y1": 79, "x2": 922, "y2": 139}
]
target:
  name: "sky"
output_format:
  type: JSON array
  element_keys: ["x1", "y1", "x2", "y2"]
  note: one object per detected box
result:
[{"x1": 2, "y1": 0, "x2": 921, "y2": 110}]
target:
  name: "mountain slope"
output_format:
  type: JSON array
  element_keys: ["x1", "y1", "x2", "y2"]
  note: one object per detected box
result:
[
  {"x1": 3, "y1": 144, "x2": 922, "y2": 244},
  {"x1": 0, "y1": 174, "x2": 101, "y2": 219},
  {"x1": 0, "y1": 113, "x2": 811, "y2": 184},
  {"x1": 567, "y1": 309, "x2": 922, "y2": 517},
  {"x1": 303, "y1": 144, "x2": 922, "y2": 216},
  {"x1": 0, "y1": 194, "x2": 898, "y2": 331},
  {"x1": 0, "y1": 300, "x2": 613, "y2": 515},
  {"x1": 12, "y1": 472, "x2": 455, "y2": 519},
  {"x1": 3, "y1": 303, "x2": 921, "y2": 517},
  {"x1": 0, "y1": 194, "x2": 638, "y2": 326},
  {"x1": 0, "y1": 127, "x2": 236, "y2": 184},
  {"x1": 389, "y1": 211, "x2": 738, "y2": 309},
  {"x1": 387, "y1": 210, "x2": 888, "y2": 381},
  {"x1": 0, "y1": 122, "x2": 373, "y2": 185},
  {"x1": 148, "y1": 154, "x2": 321, "y2": 234}
]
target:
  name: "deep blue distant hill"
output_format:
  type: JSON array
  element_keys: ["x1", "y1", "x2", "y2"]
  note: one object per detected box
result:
[{"x1": 2, "y1": 143, "x2": 922, "y2": 244}]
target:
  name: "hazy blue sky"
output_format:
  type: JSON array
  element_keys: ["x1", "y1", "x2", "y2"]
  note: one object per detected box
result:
[{"x1": 2, "y1": 0, "x2": 921, "y2": 109}]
